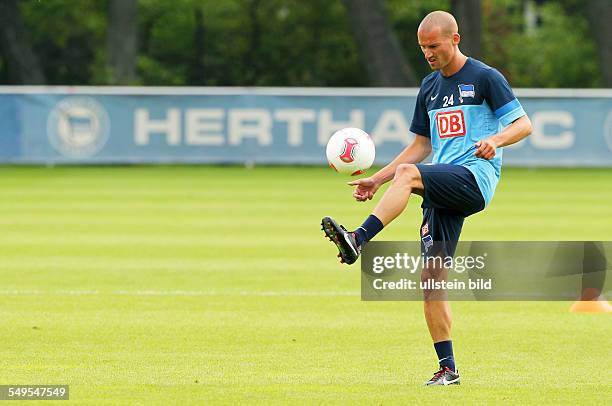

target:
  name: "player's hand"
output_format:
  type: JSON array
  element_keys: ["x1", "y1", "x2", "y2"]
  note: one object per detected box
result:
[
  {"x1": 474, "y1": 138, "x2": 497, "y2": 160},
  {"x1": 347, "y1": 177, "x2": 380, "y2": 202}
]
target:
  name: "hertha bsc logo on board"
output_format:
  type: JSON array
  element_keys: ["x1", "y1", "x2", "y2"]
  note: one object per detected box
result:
[
  {"x1": 436, "y1": 110, "x2": 466, "y2": 138},
  {"x1": 47, "y1": 97, "x2": 110, "y2": 159}
]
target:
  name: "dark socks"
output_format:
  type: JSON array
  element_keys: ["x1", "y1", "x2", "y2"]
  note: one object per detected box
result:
[
  {"x1": 434, "y1": 340, "x2": 456, "y2": 372},
  {"x1": 353, "y1": 214, "x2": 384, "y2": 246}
]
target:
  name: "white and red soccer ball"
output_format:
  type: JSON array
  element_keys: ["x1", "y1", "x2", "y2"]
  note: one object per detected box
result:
[{"x1": 326, "y1": 128, "x2": 375, "y2": 176}]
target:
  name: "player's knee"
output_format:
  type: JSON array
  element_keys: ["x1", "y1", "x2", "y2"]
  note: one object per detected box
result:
[
  {"x1": 421, "y1": 265, "x2": 447, "y2": 298},
  {"x1": 394, "y1": 164, "x2": 419, "y2": 185},
  {"x1": 421, "y1": 266, "x2": 437, "y2": 283}
]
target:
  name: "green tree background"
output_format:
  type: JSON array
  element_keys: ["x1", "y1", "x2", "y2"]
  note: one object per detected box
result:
[{"x1": 0, "y1": 0, "x2": 606, "y2": 87}]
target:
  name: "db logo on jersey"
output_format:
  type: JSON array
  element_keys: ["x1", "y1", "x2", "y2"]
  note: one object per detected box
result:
[{"x1": 436, "y1": 110, "x2": 466, "y2": 138}]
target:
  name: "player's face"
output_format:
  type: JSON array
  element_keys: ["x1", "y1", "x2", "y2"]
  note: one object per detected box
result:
[{"x1": 418, "y1": 28, "x2": 457, "y2": 71}]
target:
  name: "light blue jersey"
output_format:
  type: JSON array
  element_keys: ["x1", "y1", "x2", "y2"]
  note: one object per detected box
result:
[{"x1": 409, "y1": 58, "x2": 526, "y2": 205}]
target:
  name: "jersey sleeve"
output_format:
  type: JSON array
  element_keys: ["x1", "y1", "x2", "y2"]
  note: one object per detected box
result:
[
  {"x1": 483, "y1": 68, "x2": 526, "y2": 126},
  {"x1": 409, "y1": 87, "x2": 430, "y2": 137}
]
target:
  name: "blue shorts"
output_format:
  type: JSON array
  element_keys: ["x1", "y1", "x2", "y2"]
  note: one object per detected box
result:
[{"x1": 415, "y1": 164, "x2": 485, "y2": 257}]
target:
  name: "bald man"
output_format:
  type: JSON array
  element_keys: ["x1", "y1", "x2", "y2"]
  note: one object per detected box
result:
[{"x1": 322, "y1": 10, "x2": 532, "y2": 385}]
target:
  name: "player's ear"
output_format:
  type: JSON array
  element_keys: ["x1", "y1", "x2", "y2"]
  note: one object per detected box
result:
[{"x1": 452, "y1": 32, "x2": 460, "y2": 45}]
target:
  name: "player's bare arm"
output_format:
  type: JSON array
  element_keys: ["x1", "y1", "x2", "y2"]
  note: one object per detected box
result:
[
  {"x1": 474, "y1": 115, "x2": 532, "y2": 160},
  {"x1": 349, "y1": 135, "x2": 432, "y2": 201}
]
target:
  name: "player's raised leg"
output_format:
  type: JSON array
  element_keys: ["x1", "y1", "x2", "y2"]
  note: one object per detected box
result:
[
  {"x1": 322, "y1": 164, "x2": 423, "y2": 264},
  {"x1": 372, "y1": 164, "x2": 424, "y2": 225}
]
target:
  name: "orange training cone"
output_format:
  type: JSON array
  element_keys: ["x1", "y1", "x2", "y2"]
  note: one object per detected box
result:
[{"x1": 569, "y1": 295, "x2": 612, "y2": 313}]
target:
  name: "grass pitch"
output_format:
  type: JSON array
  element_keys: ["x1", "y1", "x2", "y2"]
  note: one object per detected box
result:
[{"x1": 0, "y1": 166, "x2": 610, "y2": 405}]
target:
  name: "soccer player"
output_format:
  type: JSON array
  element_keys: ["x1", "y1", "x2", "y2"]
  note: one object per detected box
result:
[{"x1": 321, "y1": 10, "x2": 532, "y2": 385}]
